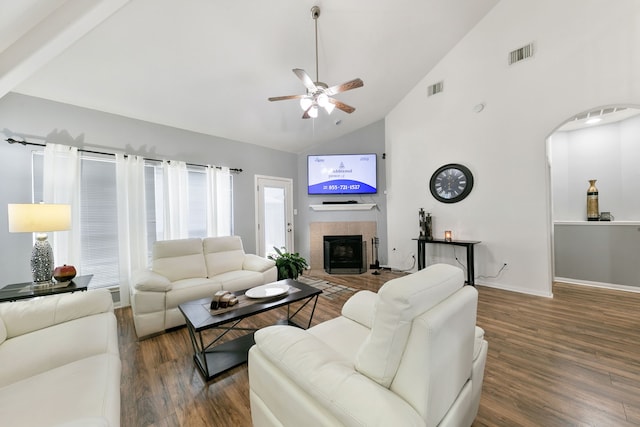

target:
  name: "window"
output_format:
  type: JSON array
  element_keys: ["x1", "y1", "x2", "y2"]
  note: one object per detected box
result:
[
  {"x1": 33, "y1": 151, "x2": 234, "y2": 289},
  {"x1": 34, "y1": 152, "x2": 119, "y2": 289}
]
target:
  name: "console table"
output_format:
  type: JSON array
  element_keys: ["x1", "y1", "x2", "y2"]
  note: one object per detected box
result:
[
  {"x1": 0, "y1": 275, "x2": 93, "y2": 303},
  {"x1": 413, "y1": 238, "x2": 480, "y2": 285}
]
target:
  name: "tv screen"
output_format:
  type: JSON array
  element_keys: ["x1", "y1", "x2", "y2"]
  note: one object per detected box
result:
[{"x1": 307, "y1": 153, "x2": 377, "y2": 195}]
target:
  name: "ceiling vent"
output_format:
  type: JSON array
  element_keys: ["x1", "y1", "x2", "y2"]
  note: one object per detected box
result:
[
  {"x1": 428, "y1": 81, "x2": 444, "y2": 97},
  {"x1": 508, "y1": 43, "x2": 534, "y2": 65},
  {"x1": 574, "y1": 107, "x2": 627, "y2": 122}
]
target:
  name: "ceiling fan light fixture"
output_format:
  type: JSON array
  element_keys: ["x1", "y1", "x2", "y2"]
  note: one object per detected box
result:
[
  {"x1": 309, "y1": 105, "x2": 319, "y2": 118},
  {"x1": 300, "y1": 97, "x2": 313, "y2": 111},
  {"x1": 317, "y1": 93, "x2": 329, "y2": 107},
  {"x1": 324, "y1": 102, "x2": 335, "y2": 114}
]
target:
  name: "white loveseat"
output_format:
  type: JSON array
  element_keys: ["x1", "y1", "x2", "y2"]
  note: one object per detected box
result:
[
  {"x1": 130, "y1": 236, "x2": 277, "y2": 338},
  {"x1": 249, "y1": 263, "x2": 488, "y2": 427},
  {"x1": 0, "y1": 289, "x2": 121, "y2": 427}
]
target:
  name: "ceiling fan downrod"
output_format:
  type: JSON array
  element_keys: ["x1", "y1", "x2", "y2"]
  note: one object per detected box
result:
[{"x1": 312, "y1": 6, "x2": 320, "y2": 84}]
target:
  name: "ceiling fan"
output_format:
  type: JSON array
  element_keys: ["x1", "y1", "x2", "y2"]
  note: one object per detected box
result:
[{"x1": 268, "y1": 6, "x2": 364, "y2": 119}]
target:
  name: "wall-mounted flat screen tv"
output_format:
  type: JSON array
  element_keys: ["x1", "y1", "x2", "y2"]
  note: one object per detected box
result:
[{"x1": 307, "y1": 153, "x2": 377, "y2": 195}]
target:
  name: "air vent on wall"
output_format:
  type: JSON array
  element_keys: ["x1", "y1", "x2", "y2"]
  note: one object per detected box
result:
[
  {"x1": 508, "y1": 42, "x2": 534, "y2": 65},
  {"x1": 428, "y1": 81, "x2": 444, "y2": 96}
]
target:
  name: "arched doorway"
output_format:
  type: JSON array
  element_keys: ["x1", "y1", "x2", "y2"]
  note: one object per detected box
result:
[{"x1": 547, "y1": 105, "x2": 640, "y2": 291}]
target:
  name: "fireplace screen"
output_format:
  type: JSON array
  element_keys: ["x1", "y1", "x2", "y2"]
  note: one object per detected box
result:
[{"x1": 323, "y1": 235, "x2": 366, "y2": 274}]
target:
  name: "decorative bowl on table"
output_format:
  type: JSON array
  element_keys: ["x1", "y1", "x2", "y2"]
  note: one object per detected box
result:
[{"x1": 245, "y1": 283, "x2": 290, "y2": 298}]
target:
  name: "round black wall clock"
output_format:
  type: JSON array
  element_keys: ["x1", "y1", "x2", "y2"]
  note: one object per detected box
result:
[{"x1": 429, "y1": 163, "x2": 474, "y2": 203}]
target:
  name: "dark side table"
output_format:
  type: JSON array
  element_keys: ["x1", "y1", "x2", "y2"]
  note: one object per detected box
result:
[
  {"x1": 413, "y1": 238, "x2": 480, "y2": 285},
  {"x1": 0, "y1": 275, "x2": 93, "y2": 303}
]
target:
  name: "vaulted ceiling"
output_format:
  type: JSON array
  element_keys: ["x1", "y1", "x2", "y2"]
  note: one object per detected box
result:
[{"x1": 1, "y1": 0, "x2": 499, "y2": 153}]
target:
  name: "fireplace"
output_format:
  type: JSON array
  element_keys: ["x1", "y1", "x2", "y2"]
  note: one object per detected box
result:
[{"x1": 323, "y1": 235, "x2": 366, "y2": 274}]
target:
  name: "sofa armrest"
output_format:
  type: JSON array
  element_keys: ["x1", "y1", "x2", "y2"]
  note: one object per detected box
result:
[
  {"x1": 131, "y1": 270, "x2": 172, "y2": 292},
  {"x1": 0, "y1": 289, "x2": 113, "y2": 339},
  {"x1": 252, "y1": 325, "x2": 423, "y2": 426},
  {"x1": 243, "y1": 254, "x2": 276, "y2": 273},
  {"x1": 341, "y1": 290, "x2": 377, "y2": 329}
]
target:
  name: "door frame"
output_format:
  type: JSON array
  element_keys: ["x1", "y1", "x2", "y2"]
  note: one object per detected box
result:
[{"x1": 254, "y1": 175, "x2": 294, "y2": 257}]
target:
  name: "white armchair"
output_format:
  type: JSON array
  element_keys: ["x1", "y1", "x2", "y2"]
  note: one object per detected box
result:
[{"x1": 248, "y1": 263, "x2": 488, "y2": 427}]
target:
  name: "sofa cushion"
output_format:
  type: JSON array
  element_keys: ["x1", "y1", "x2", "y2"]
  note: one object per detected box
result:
[
  {"x1": 152, "y1": 238, "x2": 207, "y2": 282},
  {"x1": 0, "y1": 312, "x2": 118, "y2": 388},
  {"x1": 308, "y1": 316, "x2": 370, "y2": 363},
  {"x1": 132, "y1": 270, "x2": 172, "y2": 292},
  {"x1": 242, "y1": 253, "x2": 276, "y2": 273},
  {"x1": 341, "y1": 290, "x2": 377, "y2": 329},
  {"x1": 0, "y1": 316, "x2": 6, "y2": 345},
  {"x1": 0, "y1": 353, "x2": 121, "y2": 427},
  {"x1": 203, "y1": 236, "x2": 246, "y2": 276},
  {"x1": 0, "y1": 289, "x2": 113, "y2": 339},
  {"x1": 355, "y1": 264, "x2": 464, "y2": 387},
  {"x1": 165, "y1": 278, "x2": 222, "y2": 309},
  {"x1": 214, "y1": 270, "x2": 267, "y2": 292}
]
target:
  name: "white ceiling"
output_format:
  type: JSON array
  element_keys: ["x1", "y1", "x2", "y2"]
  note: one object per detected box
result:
[{"x1": 2, "y1": 0, "x2": 499, "y2": 153}]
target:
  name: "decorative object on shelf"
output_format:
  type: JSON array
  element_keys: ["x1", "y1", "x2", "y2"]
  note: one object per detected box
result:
[
  {"x1": 430, "y1": 163, "x2": 474, "y2": 203},
  {"x1": 7, "y1": 203, "x2": 71, "y2": 287},
  {"x1": 599, "y1": 211, "x2": 614, "y2": 221},
  {"x1": 419, "y1": 208, "x2": 433, "y2": 240},
  {"x1": 268, "y1": 246, "x2": 309, "y2": 280},
  {"x1": 444, "y1": 230, "x2": 453, "y2": 242},
  {"x1": 587, "y1": 179, "x2": 599, "y2": 221},
  {"x1": 53, "y1": 264, "x2": 76, "y2": 282}
]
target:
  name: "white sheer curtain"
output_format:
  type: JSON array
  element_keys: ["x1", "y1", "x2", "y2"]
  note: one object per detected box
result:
[
  {"x1": 163, "y1": 160, "x2": 189, "y2": 239},
  {"x1": 43, "y1": 143, "x2": 81, "y2": 269},
  {"x1": 206, "y1": 165, "x2": 232, "y2": 236},
  {"x1": 115, "y1": 154, "x2": 148, "y2": 306}
]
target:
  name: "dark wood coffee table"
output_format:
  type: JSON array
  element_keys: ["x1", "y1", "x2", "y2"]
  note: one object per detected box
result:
[{"x1": 179, "y1": 279, "x2": 322, "y2": 381}]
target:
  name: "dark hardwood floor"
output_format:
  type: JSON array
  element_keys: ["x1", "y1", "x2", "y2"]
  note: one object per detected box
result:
[{"x1": 116, "y1": 270, "x2": 640, "y2": 426}]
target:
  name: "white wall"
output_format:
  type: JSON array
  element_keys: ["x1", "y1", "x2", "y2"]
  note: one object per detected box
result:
[
  {"x1": 551, "y1": 114, "x2": 640, "y2": 221},
  {"x1": 385, "y1": 0, "x2": 640, "y2": 296}
]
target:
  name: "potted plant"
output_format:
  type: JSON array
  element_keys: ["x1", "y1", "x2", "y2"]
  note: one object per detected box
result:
[{"x1": 268, "y1": 247, "x2": 309, "y2": 280}]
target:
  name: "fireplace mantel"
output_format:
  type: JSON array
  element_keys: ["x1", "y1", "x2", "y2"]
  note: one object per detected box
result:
[{"x1": 309, "y1": 203, "x2": 376, "y2": 211}]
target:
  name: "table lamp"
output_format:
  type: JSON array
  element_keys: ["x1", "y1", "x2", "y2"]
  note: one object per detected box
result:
[{"x1": 8, "y1": 203, "x2": 71, "y2": 287}]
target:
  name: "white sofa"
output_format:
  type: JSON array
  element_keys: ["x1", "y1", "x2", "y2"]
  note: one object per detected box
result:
[
  {"x1": 248, "y1": 263, "x2": 488, "y2": 427},
  {"x1": 0, "y1": 289, "x2": 121, "y2": 427},
  {"x1": 130, "y1": 236, "x2": 277, "y2": 338}
]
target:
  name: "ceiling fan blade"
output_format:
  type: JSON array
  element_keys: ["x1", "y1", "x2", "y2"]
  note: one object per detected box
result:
[
  {"x1": 268, "y1": 94, "x2": 305, "y2": 102},
  {"x1": 324, "y1": 78, "x2": 364, "y2": 96},
  {"x1": 293, "y1": 68, "x2": 318, "y2": 92},
  {"x1": 328, "y1": 98, "x2": 356, "y2": 114}
]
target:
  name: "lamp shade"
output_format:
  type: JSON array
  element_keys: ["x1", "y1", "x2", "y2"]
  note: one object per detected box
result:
[{"x1": 8, "y1": 204, "x2": 71, "y2": 233}]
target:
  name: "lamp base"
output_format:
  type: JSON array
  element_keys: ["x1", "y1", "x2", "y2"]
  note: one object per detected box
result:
[{"x1": 31, "y1": 234, "x2": 54, "y2": 286}]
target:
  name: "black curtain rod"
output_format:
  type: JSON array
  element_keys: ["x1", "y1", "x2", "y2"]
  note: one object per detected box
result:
[{"x1": 5, "y1": 138, "x2": 243, "y2": 173}]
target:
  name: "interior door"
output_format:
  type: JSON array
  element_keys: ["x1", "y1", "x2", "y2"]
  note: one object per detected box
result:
[{"x1": 255, "y1": 175, "x2": 294, "y2": 258}]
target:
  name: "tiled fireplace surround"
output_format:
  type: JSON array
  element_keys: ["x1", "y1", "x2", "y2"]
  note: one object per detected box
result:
[{"x1": 309, "y1": 221, "x2": 377, "y2": 271}]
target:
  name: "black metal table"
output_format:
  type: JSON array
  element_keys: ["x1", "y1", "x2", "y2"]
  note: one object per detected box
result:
[
  {"x1": 179, "y1": 279, "x2": 322, "y2": 381},
  {"x1": 413, "y1": 238, "x2": 481, "y2": 285},
  {"x1": 0, "y1": 275, "x2": 93, "y2": 303}
]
